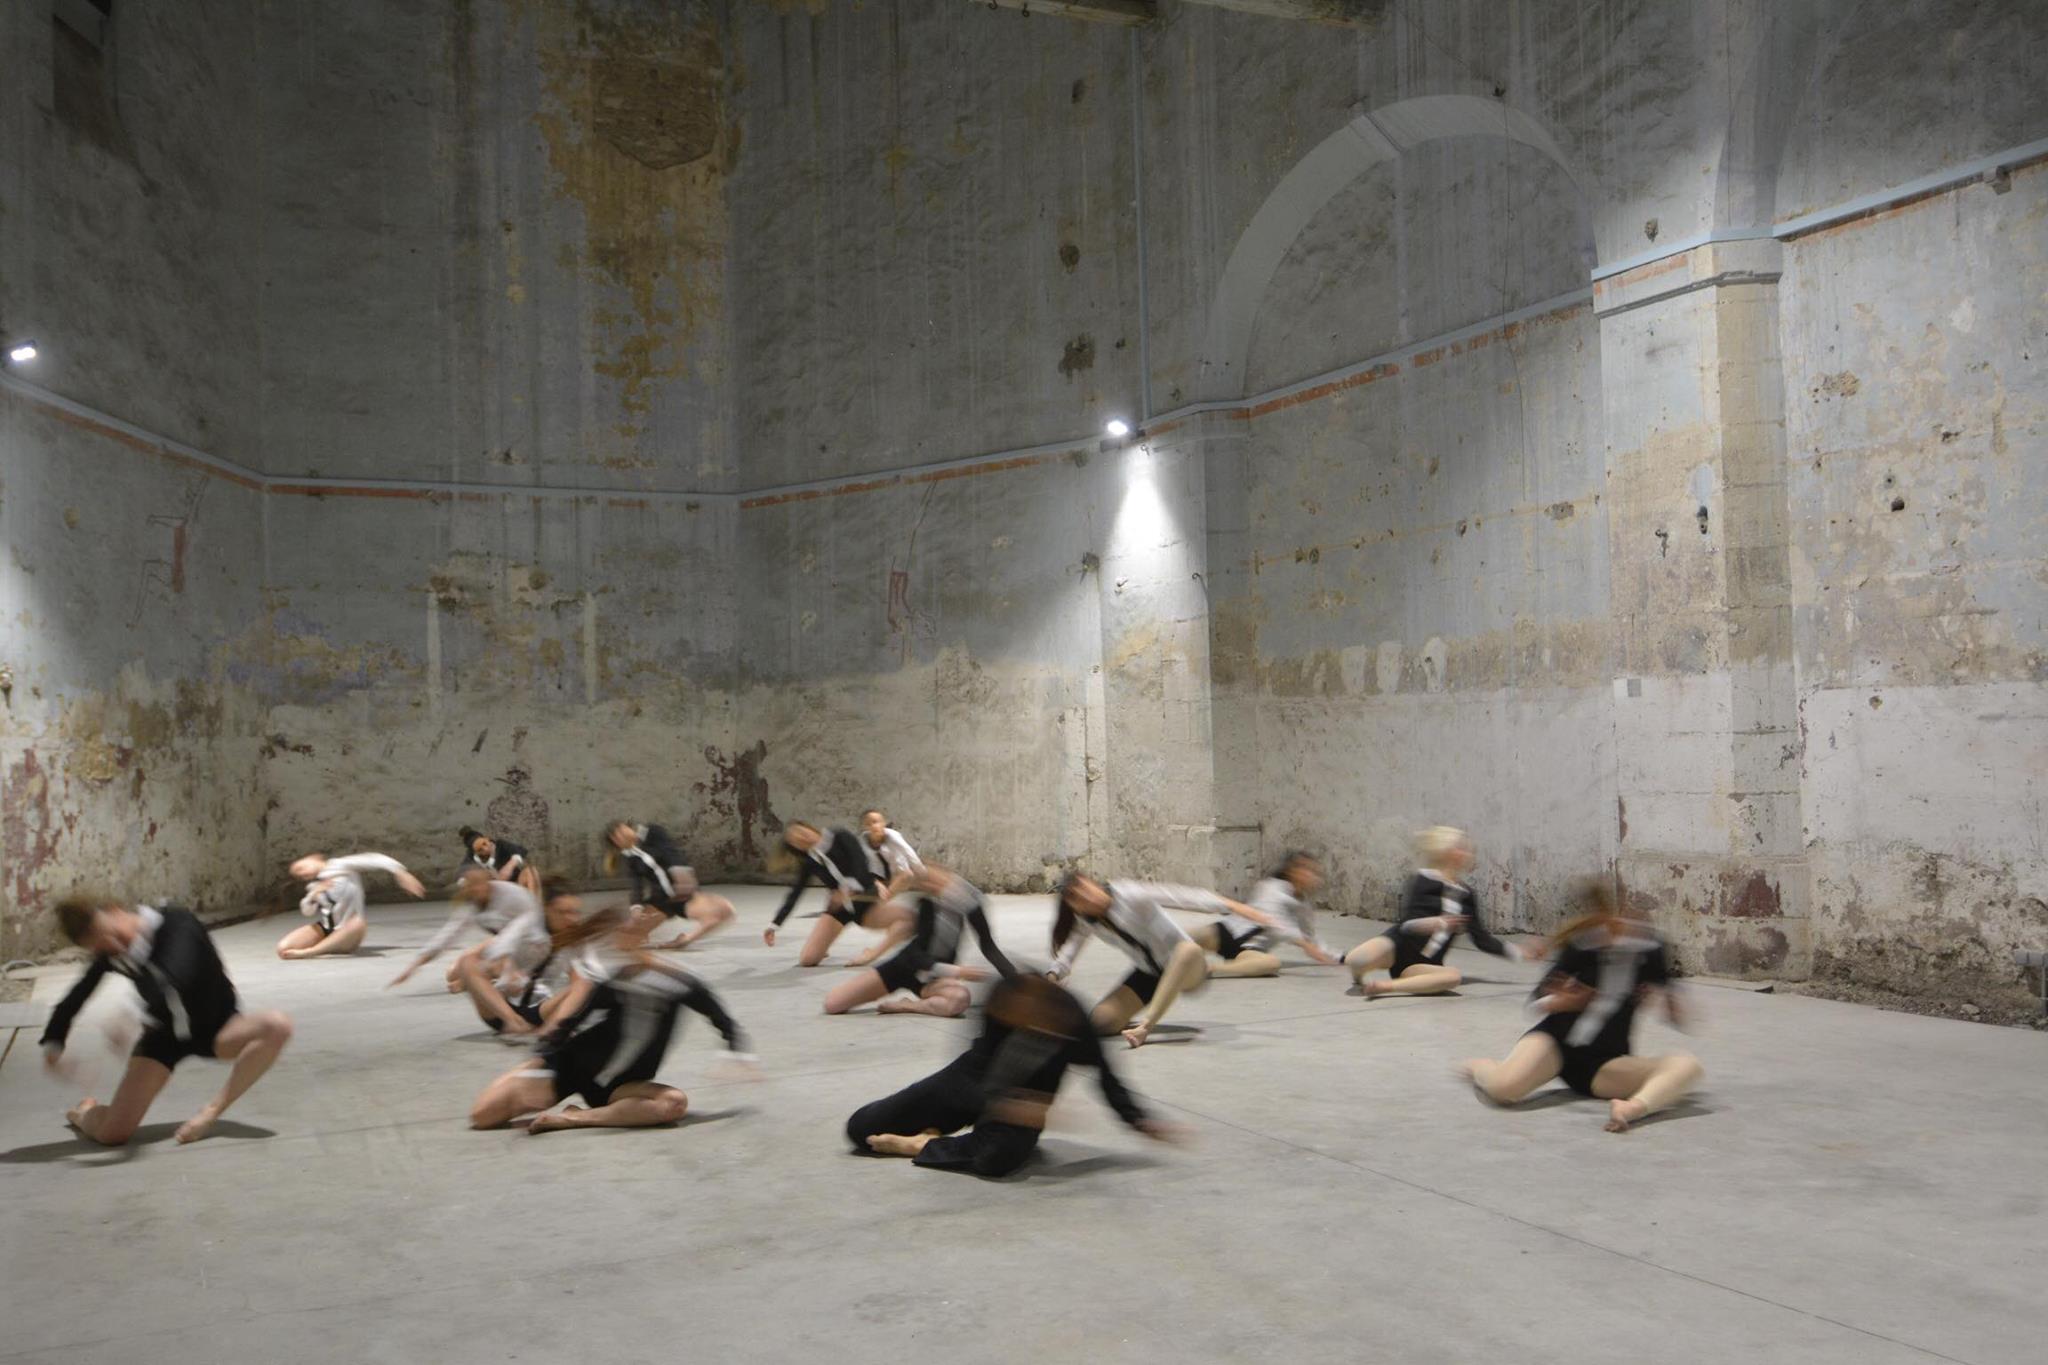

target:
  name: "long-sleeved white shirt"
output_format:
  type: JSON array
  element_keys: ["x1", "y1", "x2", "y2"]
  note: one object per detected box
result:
[
  {"x1": 1051, "y1": 881, "x2": 1228, "y2": 977},
  {"x1": 300, "y1": 852, "x2": 408, "y2": 927},
  {"x1": 1221, "y1": 877, "x2": 1323, "y2": 953},
  {"x1": 418, "y1": 880, "x2": 539, "y2": 959}
]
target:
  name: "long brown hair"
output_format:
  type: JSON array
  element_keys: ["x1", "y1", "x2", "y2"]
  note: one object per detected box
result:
[{"x1": 1544, "y1": 879, "x2": 1623, "y2": 957}]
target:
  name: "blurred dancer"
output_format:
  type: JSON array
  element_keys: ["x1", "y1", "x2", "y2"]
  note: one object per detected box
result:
[
  {"x1": 279, "y1": 850, "x2": 425, "y2": 959},
  {"x1": 1461, "y1": 882, "x2": 1703, "y2": 1133},
  {"x1": 1190, "y1": 851, "x2": 1342, "y2": 977},
  {"x1": 846, "y1": 973, "x2": 1181, "y2": 1176},
  {"x1": 824, "y1": 866, "x2": 1016, "y2": 1017},
  {"x1": 604, "y1": 819, "x2": 735, "y2": 951},
  {"x1": 459, "y1": 825, "x2": 541, "y2": 897},
  {"x1": 1343, "y1": 827, "x2": 1535, "y2": 996},
  {"x1": 469, "y1": 907, "x2": 754, "y2": 1134},
  {"x1": 1047, "y1": 872, "x2": 1272, "y2": 1048},
  {"x1": 847, "y1": 807, "x2": 926, "y2": 966},
  {"x1": 389, "y1": 865, "x2": 537, "y2": 987},
  {"x1": 459, "y1": 877, "x2": 591, "y2": 1037},
  {"x1": 41, "y1": 896, "x2": 293, "y2": 1145},
  {"x1": 765, "y1": 820, "x2": 914, "y2": 966}
]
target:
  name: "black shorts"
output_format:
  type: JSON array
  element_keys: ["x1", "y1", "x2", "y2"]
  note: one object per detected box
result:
[
  {"x1": 133, "y1": 1024, "x2": 222, "y2": 1071},
  {"x1": 1115, "y1": 968, "x2": 1161, "y2": 1003},
  {"x1": 827, "y1": 896, "x2": 885, "y2": 928},
  {"x1": 1213, "y1": 923, "x2": 1260, "y2": 961},
  {"x1": 547, "y1": 1050, "x2": 659, "y2": 1109},
  {"x1": 1526, "y1": 1017, "x2": 1627, "y2": 1097},
  {"x1": 487, "y1": 1002, "x2": 546, "y2": 1032},
  {"x1": 1391, "y1": 934, "x2": 1440, "y2": 977},
  {"x1": 875, "y1": 950, "x2": 938, "y2": 996}
]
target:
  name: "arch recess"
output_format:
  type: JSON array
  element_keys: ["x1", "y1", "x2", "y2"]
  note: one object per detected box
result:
[{"x1": 1194, "y1": 91, "x2": 1584, "y2": 402}]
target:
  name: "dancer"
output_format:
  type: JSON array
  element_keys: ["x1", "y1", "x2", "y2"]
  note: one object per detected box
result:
[
  {"x1": 41, "y1": 897, "x2": 293, "y2": 1146},
  {"x1": 823, "y1": 866, "x2": 1017, "y2": 1017},
  {"x1": 603, "y1": 819, "x2": 735, "y2": 951},
  {"x1": 1343, "y1": 826, "x2": 1534, "y2": 997},
  {"x1": 1047, "y1": 872, "x2": 1271, "y2": 1048},
  {"x1": 846, "y1": 973, "x2": 1181, "y2": 1177},
  {"x1": 1461, "y1": 883, "x2": 1702, "y2": 1132},
  {"x1": 279, "y1": 851, "x2": 426, "y2": 959},
  {"x1": 848, "y1": 807, "x2": 926, "y2": 966},
  {"x1": 1190, "y1": 851, "x2": 1343, "y2": 977},
  {"x1": 468, "y1": 907, "x2": 755, "y2": 1134},
  {"x1": 459, "y1": 825, "x2": 540, "y2": 897},
  {"x1": 388, "y1": 864, "x2": 539, "y2": 987},
  {"x1": 458, "y1": 877, "x2": 591, "y2": 1037},
  {"x1": 764, "y1": 820, "x2": 914, "y2": 967}
]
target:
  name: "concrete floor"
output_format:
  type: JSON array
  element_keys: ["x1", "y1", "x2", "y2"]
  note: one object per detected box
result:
[{"x1": 1, "y1": 888, "x2": 2044, "y2": 1365}]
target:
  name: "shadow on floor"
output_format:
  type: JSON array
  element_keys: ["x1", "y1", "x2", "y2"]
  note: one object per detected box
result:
[
  {"x1": 0, "y1": 1118, "x2": 277, "y2": 1165},
  {"x1": 1019, "y1": 1145, "x2": 1169, "y2": 1182},
  {"x1": 508, "y1": 1105, "x2": 749, "y2": 1136}
]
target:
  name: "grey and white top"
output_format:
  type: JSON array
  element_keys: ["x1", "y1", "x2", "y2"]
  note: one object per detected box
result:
[
  {"x1": 419, "y1": 880, "x2": 540, "y2": 959},
  {"x1": 1220, "y1": 877, "x2": 1324, "y2": 954},
  {"x1": 1051, "y1": 881, "x2": 1229, "y2": 979},
  {"x1": 300, "y1": 852, "x2": 408, "y2": 929}
]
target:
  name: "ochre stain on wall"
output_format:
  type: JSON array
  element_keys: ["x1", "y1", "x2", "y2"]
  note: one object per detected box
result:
[{"x1": 525, "y1": 0, "x2": 735, "y2": 428}]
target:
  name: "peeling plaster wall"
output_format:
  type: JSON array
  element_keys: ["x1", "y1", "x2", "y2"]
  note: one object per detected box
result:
[
  {"x1": 1782, "y1": 166, "x2": 2048, "y2": 1005},
  {"x1": 0, "y1": 5, "x2": 269, "y2": 959},
  {"x1": 256, "y1": 492, "x2": 739, "y2": 887},
  {"x1": 1215, "y1": 304, "x2": 1609, "y2": 922},
  {"x1": 255, "y1": 0, "x2": 738, "y2": 488},
  {"x1": 0, "y1": 402, "x2": 268, "y2": 961},
  {"x1": 735, "y1": 458, "x2": 1108, "y2": 891},
  {"x1": 243, "y1": 0, "x2": 748, "y2": 889}
]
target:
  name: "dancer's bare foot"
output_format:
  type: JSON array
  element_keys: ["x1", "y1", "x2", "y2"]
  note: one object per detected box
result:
[
  {"x1": 848, "y1": 947, "x2": 885, "y2": 967},
  {"x1": 1604, "y1": 1098, "x2": 1648, "y2": 1133},
  {"x1": 875, "y1": 995, "x2": 918, "y2": 1014},
  {"x1": 1360, "y1": 979, "x2": 1390, "y2": 999},
  {"x1": 649, "y1": 935, "x2": 694, "y2": 952},
  {"x1": 865, "y1": 1132, "x2": 933, "y2": 1157},
  {"x1": 176, "y1": 1104, "x2": 223, "y2": 1144},
  {"x1": 65, "y1": 1099, "x2": 100, "y2": 1135},
  {"x1": 1122, "y1": 1021, "x2": 1153, "y2": 1049},
  {"x1": 528, "y1": 1105, "x2": 588, "y2": 1134}
]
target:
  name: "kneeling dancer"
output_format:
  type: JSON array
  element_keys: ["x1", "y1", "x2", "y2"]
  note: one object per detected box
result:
[{"x1": 846, "y1": 974, "x2": 1179, "y2": 1176}]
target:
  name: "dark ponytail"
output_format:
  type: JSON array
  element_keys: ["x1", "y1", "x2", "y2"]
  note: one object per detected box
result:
[
  {"x1": 1050, "y1": 872, "x2": 1084, "y2": 953},
  {"x1": 459, "y1": 825, "x2": 482, "y2": 849}
]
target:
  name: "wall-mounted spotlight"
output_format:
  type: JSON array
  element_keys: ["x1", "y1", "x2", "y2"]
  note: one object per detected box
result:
[
  {"x1": 1104, "y1": 418, "x2": 1131, "y2": 439},
  {"x1": 6, "y1": 341, "x2": 36, "y2": 365}
]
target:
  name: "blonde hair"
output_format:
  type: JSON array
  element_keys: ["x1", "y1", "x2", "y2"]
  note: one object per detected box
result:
[{"x1": 1415, "y1": 825, "x2": 1470, "y2": 869}]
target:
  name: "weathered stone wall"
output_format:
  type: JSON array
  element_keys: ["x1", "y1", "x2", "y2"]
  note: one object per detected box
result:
[
  {"x1": 4, "y1": 0, "x2": 2043, "y2": 1002},
  {"x1": 0, "y1": 4, "x2": 270, "y2": 959}
]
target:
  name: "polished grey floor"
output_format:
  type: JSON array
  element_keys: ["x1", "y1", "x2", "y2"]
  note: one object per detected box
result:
[{"x1": 2, "y1": 889, "x2": 2043, "y2": 1365}]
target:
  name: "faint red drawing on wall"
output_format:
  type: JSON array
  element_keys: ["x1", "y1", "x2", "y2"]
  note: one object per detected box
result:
[{"x1": 129, "y1": 480, "x2": 205, "y2": 626}]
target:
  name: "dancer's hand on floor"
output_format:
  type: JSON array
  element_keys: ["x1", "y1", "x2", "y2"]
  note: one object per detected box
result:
[{"x1": 762, "y1": 927, "x2": 777, "y2": 947}]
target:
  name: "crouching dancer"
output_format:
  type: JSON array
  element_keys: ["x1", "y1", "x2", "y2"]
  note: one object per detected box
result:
[{"x1": 41, "y1": 897, "x2": 293, "y2": 1146}]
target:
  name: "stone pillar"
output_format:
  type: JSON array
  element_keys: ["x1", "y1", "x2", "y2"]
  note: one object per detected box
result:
[{"x1": 1596, "y1": 239, "x2": 1812, "y2": 978}]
